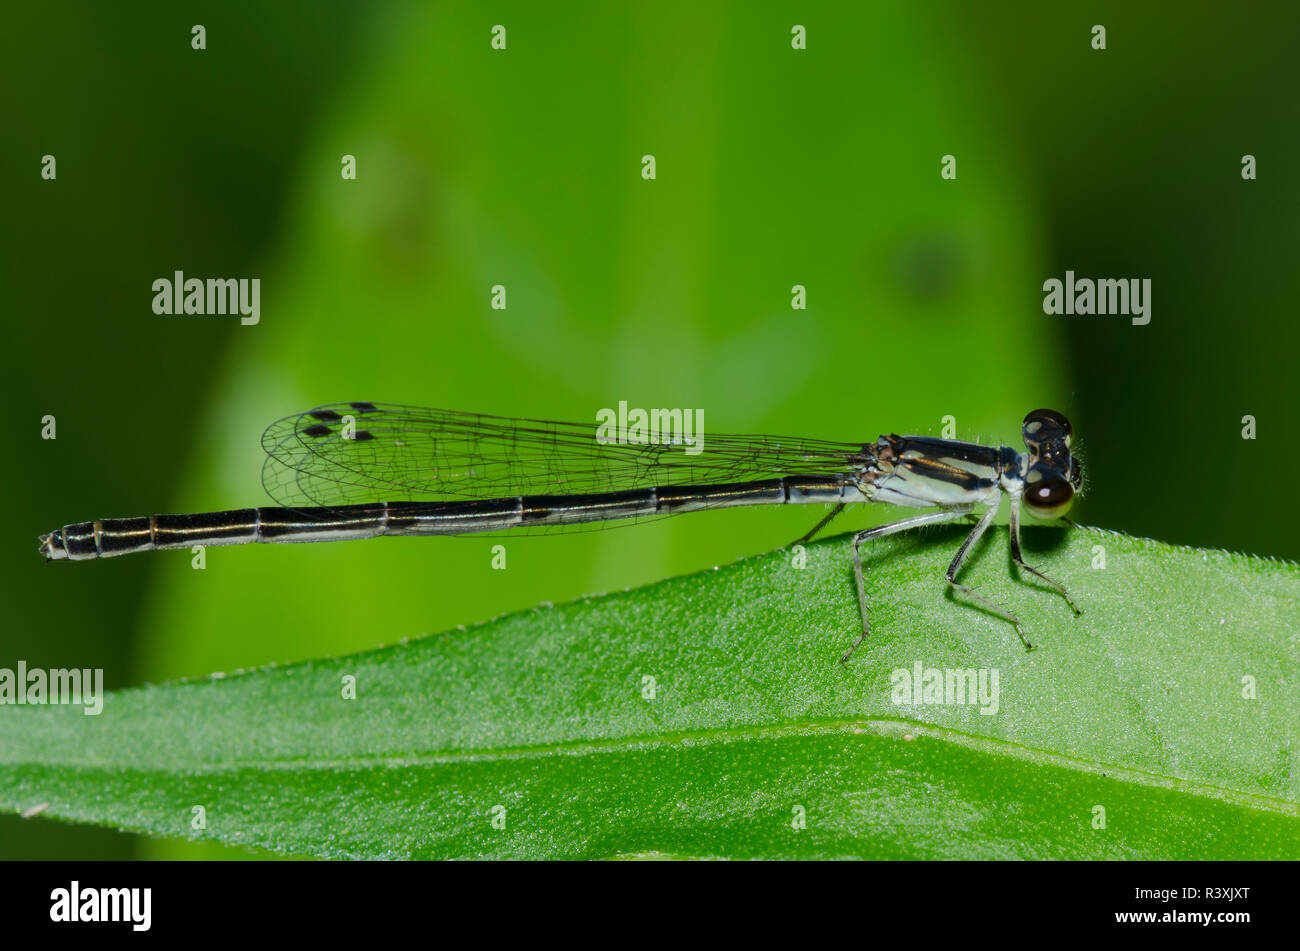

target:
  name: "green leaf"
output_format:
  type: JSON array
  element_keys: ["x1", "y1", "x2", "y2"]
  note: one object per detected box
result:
[{"x1": 3, "y1": 525, "x2": 1297, "y2": 859}]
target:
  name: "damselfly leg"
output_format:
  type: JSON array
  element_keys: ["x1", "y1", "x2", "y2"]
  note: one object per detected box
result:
[
  {"x1": 941, "y1": 496, "x2": 1034, "y2": 652},
  {"x1": 1008, "y1": 495, "x2": 1082, "y2": 616},
  {"x1": 842, "y1": 507, "x2": 973, "y2": 663}
]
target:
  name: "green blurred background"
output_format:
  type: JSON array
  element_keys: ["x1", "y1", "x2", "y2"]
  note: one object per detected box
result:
[{"x1": 3, "y1": 1, "x2": 1297, "y2": 858}]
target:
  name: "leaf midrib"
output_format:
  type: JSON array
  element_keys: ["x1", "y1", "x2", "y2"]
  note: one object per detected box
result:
[{"x1": 24, "y1": 716, "x2": 1295, "y2": 817}]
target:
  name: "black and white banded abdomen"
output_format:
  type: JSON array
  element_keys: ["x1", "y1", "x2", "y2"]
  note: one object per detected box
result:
[{"x1": 39, "y1": 475, "x2": 870, "y2": 560}]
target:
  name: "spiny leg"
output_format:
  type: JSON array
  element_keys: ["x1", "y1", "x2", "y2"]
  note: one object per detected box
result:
[
  {"x1": 945, "y1": 498, "x2": 1033, "y2": 651},
  {"x1": 842, "y1": 508, "x2": 973, "y2": 664},
  {"x1": 1009, "y1": 496, "x2": 1081, "y2": 615},
  {"x1": 792, "y1": 502, "x2": 846, "y2": 547}
]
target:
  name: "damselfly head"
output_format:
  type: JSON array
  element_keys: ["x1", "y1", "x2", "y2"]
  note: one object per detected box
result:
[{"x1": 1020, "y1": 409, "x2": 1079, "y2": 519}]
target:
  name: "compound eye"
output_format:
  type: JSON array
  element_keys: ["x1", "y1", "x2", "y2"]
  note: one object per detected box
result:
[
  {"x1": 1024, "y1": 473, "x2": 1074, "y2": 519},
  {"x1": 1022, "y1": 408, "x2": 1073, "y2": 447}
]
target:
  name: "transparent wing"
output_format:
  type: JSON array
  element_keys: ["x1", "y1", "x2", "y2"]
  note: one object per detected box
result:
[{"x1": 260, "y1": 401, "x2": 871, "y2": 510}]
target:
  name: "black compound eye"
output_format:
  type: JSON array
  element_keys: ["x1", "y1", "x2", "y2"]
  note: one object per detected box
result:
[
  {"x1": 1023, "y1": 473, "x2": 1074, "y2": 519},
  {"x1": 1022, "y1": 408, "x2": 1072, "y2": 447}
]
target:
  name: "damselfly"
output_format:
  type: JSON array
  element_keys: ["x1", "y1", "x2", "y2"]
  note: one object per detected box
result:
[{"x1": 39, "y1": 403, "x2": 1083, "y2": 661}]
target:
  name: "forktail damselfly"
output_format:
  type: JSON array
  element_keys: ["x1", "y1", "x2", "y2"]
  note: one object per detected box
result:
[{"x1": 39, "y1": 403, "x2": 1083, "y2": 660}]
